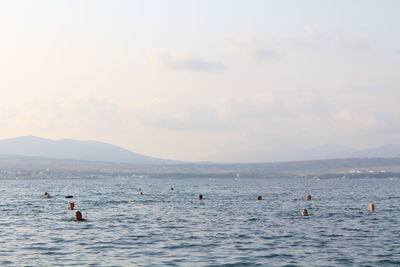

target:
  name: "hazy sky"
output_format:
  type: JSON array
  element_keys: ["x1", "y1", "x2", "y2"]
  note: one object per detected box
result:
[{"x1": 1, "y1": 0, "x2": 399, "y2": 162}]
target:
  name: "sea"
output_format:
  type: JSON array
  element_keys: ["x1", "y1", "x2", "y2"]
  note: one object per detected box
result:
[{"x1": 0, "y1": 176, "x2": 399, "y2": 266}]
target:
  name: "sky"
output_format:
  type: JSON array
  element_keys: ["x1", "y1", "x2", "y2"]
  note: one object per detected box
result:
[{"x1": 0, "y1": 0, "x2": 399, "y2": 162}]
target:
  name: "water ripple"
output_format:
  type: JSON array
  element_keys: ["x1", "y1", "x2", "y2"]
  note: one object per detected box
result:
[{"x1": 0, "y1": 177, "x2": 399, "y2": 266}]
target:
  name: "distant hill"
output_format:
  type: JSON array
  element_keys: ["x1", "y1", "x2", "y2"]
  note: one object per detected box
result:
[
  {"x1": 356, "y1": 144, "x2": 400, "y2": 158},
  {"x1": 0, "y1": 136, "x2": 179, "y2": 164},
  {"x1": 1, "y1": 136, "x2": 400, "y2": 167},
  {"x1": 296, "y1": 144, "x2": 400, "y2": 160},
  {"x1": 0, "y1": 154, "x2": 400, "y2": 178}
]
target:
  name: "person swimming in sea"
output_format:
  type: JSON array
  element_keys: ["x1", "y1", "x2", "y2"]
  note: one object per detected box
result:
[
  {"x1": 369, "y1": 203, "x2": 375, "y2": 211},
  {"x1": 68, "y1": 202, "x2": 75, "y2": 210},
  {"x1": 257, "y1": 195, "x2": 262, "y2": 200},
  {"x1": 306, "y1": 194, "x2": 312, "y2": 200},
  {"x1": 198, "y1": 194, "x2": 203, "y2": 200},
  {"x1": 44, "y1": 192, "x2": 52, "y2": 198},
  {"x1": 302, "y1": 209, "x2": 309, "y2": 216},
  {"x1": 74, "y1": 211, "x2": 86, "y2": 221}
]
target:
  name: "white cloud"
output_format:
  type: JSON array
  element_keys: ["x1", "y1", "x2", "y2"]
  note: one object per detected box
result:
[
  {"x1": 141, "y1": 105, "x2": 228, "y2": 131},
  {"x1": 303, "y1": 25, "x2": 325, "y2": 43},
  {"x1": 226, "y1": 34, "x2": 282, "y2": 62},
  {"x1": 147, "y1": 50, "x2": 225, "y2": 71},
  {"x1": 138, "y1": 93, "x2": 332, "y2": 134},
  {"x1": 0, "y1": 97, "x2": 124, "y2": 139},
  {"x1": 342, "y1": 36, "x2": 368, "y2": 50},
  {"x1": 300, "y1": 25, "x2": 368, "y2": 51},
  {"x1": 330, "y1": 107, "x2": 376, "y2": 130}
]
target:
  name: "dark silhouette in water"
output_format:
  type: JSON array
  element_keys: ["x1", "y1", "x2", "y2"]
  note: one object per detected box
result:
[
  {"x1": 257, "y1": 195, "x2": 262, "y2": 200},
  {"x1": 68, "y1": 202, "x2": 75, "y2": 210},
  {"x1": 369, "y1": 203, "x2": 375, "y2": 211},
  {"x1": 302, "y1": 209, "x2": 309, "y2": 216},
  {"x1": 306, "y1": 194, "x2": 312, "y2": 200},
  {"x1": 74, "y1": 211, "x2": 86, "y2": 221},
  {"x1": 44, "y1": 192, "x2": 52, "y2": 198},
  {"x1": 140, "y1": 191, "x2": 143, "y2": 195},
  {"x1": 65, "y1": 195, "x2": 73, "y2": 198},
  {"x1": 198, "y1": 194, "x2": 203, "y2": 200}
]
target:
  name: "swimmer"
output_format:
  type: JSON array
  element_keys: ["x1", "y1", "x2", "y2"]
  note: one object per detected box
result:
[
  {"x1": 369, "y1": 203, "x2": 375, "y2": 211},
  {"x1": 257, "y1": 195, "x2": 262, "y2": 200},
  {"x1": 140, "y1": 191, "x2": 143, "y2": 195},
  {"x1": 306, "y1": 194, "x2": 312, "y2": 201},
  {"x1": 44, "y1": 192, "x2": 52, "y2": 198},
  {"x1": 198, "y1": 194, "x2": 203, "y2": 200},
  {"x1": 302, "y1": 209, "x2": 309, "y2": 216},
  {"x1": 74, "y1": 211, "x2": 86, "y2": 221},
  {"x1": 171, "y1": 187, "x2": 174, "y2": 191},
  {"x1": 68, "y1": 202, "x2": 75, "y2": 210}
]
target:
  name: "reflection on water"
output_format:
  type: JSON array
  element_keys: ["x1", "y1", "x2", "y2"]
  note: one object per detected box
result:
[{"x1": 0, "y1": 177, "x2": 399, "y2": 266}]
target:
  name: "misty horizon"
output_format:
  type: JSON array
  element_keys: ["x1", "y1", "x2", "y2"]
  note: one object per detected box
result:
[{"x1": 1, "y1": 135, "x2": 400, "y2": 164}]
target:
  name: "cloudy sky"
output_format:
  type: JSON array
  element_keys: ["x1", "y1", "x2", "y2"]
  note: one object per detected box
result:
[{"x1": 0, "y1": 0, "x2": 399, "y2": 162}]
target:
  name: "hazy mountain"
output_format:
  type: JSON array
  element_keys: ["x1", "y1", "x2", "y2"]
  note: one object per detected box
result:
[
  {"x1": 1, "y1": 136, "x2": 400, "y2": 165},
  {"x1": 355, "y1": 144, "x2": 400, "y2": 158},
  {"x1": 0, "y1": 136, "x2": 179, "y2": 164},
  {"x1": 296, "y1": 144, "x2": 357, "y2": 160},
  {"x1": 0, "y1": 154, "x2": 400, "y2": 178},
  {"x1": 297, "y1": 144, "x2": 400, "y2": 160}
]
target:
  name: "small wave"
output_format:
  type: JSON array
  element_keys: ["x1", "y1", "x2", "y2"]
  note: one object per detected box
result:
[
  {"x1": 90, "y1": 200, "x2": 131, "y2": 206},
  {"x1": 375, "y1": 259, "x2": 400, "y2": 265}
]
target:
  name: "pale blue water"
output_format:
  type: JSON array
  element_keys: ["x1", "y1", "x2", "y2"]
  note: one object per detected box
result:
[{"x1": 0, "y1": 176, "x2": 399, "y2": 266}]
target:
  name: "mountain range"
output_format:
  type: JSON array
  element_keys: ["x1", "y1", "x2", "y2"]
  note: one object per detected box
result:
[
  {"x1": 0, "y1": 136, "x2": 178, "y2": 165},
  {"x1": 297, "y1": 144, "x2": 400, "y2": 160},
  {"x1": 0, "y1": 136, "x2": 400, "y2": 164}
]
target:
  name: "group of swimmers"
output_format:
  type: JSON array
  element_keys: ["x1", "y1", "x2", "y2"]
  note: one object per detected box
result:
[
  {"x1": 255, "y1": 193, "x2": 312, "y2": 216},
  {"x1": 45, "y1": 188, "x2": 376, "y2": 221},
  {"x1": 257, "y1": 192, "x2": 375, "y2": 216},
  {"x1": 302, "y1": 193, "x2": 376, "y2": 216},
  {"x1": 44, "y1": 192, "x2": 86, "y2": 221}
]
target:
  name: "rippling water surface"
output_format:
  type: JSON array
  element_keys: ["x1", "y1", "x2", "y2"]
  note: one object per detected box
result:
[{"x1": 0, "y1": 176, "x2": 399, "y2": 266}]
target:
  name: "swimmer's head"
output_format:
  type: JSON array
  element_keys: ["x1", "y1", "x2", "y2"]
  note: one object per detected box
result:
[
  {"x1": 140, "y1": 191, "x2": 143, "y2": 195},
  {"x1": 257, "y1": 195, "x2": 262, "y2": 200},
  {"x1": 369, "y1": 203, "x2": 375, "y2": 211},
  {"x1": 75, "y1": 211, "x2": 85, "y2": 221},
  {"x1": 69, "y1": 202, "x2": 75, "y2": 210},
  {"x1": 171, "y1": 187, "x2": 174, "y2": 191},
  {"x1": 302, "y1": 209, "x2": 309, "y2": 216},
  {"x1": 306, "y1": 195, "x2": 312, "y2": 201},
  {"x1": 198, "y1": 194, "x2": 203, "y2": 200}
]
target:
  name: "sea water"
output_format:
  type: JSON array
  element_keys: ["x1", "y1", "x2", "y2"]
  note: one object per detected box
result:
[{"x1": 0, "y1": 176, "x2": 399, "y2": 266}]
